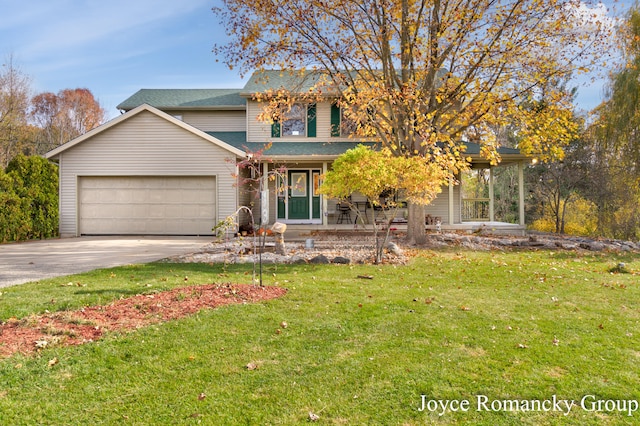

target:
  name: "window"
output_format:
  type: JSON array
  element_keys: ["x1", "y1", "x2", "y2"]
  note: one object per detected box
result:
[
  {"x1": 340, "y1": 108, "x2": 357, "y2": 136},
  {"x1": 331, "y1": 103, "x2": 357, "y2": 137},
  {"x1": 290, "y1": 172, "x2": 307, "y2": 197},
  {"x1": 282, "y1": 103, "x2": 306, "y2": 136},
  {"x1": 271, "y1": 103, "x2": 316, "y2": 138}
]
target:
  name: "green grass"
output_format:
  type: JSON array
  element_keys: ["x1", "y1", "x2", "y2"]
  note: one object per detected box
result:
[{"x1": 0, "y1": 249, "x2": 639, "y2": 425}]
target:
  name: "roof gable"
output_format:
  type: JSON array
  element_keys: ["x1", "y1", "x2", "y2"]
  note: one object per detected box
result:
[{"x1": 46, "y1": 104, "x2": 246, "y2": 159}]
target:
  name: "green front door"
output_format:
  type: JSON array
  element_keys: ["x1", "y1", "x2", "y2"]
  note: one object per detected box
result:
[{"x1": 288, "y1": 171, "x2": 310, "y2": 219}]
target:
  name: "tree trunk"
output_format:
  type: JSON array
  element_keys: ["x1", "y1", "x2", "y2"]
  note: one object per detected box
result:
[{"x1": 406, "y1": 202, "x2": 427, "y2": 245}]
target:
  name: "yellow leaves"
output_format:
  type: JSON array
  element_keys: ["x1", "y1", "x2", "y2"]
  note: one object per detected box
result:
[
  {"x1": 515, "y1": 94, "x2": 578, "y2": 163},
  {"x1": 319, "y1": 145, "x2": 447, "y2": 207}
]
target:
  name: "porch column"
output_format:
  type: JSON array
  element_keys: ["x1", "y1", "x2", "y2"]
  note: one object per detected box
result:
[
  {"x1": 261, "y1": 162, "x2": 269, "y2": 225},
  {"x1": 489, "y1": 167, "x2": 495, "y2": 222},
  {"x1": 518, "y1": 161, "x2": 525, "y2": 226},
  {"x1": 322, "y1": 162, "x2": 328, "y2": 226},
  {"x1": 448, "y1": 177, "x2": 455, "y2": 225}
]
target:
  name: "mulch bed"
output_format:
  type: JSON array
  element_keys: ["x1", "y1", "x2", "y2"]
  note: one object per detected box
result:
[{"x1": 0, "y1": 283, "x2": 287, "y2": 358}]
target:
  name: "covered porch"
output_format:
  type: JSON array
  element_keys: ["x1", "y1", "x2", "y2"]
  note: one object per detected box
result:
[
  {"x1": 249, "y1": 158, "x2": 529, "y2": 237},
  {"x1": 230, "y1": 139, "x2": 531, "y2": 237}
]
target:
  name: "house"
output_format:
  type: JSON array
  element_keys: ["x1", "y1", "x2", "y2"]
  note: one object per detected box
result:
[{"x1": 45, "y1": 71, "x2": 530, "y2": 237}]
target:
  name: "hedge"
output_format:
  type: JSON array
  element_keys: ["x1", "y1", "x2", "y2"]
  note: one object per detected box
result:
[{"x1": 0, "y1": 155, "x2": 58, "y2": 242}]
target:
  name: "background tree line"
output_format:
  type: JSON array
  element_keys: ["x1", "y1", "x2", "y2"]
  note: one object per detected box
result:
[
  {"x1": 0, "y1": 55, "x2": 106, "y2": 241},
  {"x1": 0, "y1": 56, "x2": 106, "y2": 168},
  {"x1": 514, "y1": 6, "x2": 640, "y2": 241}
]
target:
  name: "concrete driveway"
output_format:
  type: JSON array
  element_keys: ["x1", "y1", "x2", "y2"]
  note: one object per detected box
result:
[{"x1": 0, "y1": 236, "x2": 213, "y2": 288}]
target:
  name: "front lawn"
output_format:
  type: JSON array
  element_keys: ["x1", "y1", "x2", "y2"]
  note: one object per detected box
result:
[{"x1": 0, "y1": 249, "x2": 638, "y2": 425}]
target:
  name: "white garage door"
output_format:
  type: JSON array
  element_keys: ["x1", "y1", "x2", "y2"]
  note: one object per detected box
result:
[{"x1": 79, "y1": 176, "x2": 216, "y2": 235}]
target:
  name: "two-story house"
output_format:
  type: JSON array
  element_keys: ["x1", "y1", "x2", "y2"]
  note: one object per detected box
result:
[{"x1": 46, "y1": 70, "x2": 529, "y2": 237}]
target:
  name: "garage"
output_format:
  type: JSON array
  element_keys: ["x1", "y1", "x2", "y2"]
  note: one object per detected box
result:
[
  {"x1": 79, "y1": 176, "x2": 216, "y2": 235},
  {"x1": 46, "y1": 105, "x2": 243, "y2": 237}
]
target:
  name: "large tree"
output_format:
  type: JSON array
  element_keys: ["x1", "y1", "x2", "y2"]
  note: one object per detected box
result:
[
  {"x1": 0, "y1": 56, "x2": 33, "y2": 168},
  {"x1": 214, "y1": 0, "x2": 613, "y2": 243},
  {"x1": 587, "y1": 5, "x2": 640, "y2": 240},
  {"x1": 31, "y1": 88, "x2": 106, "y2": 154}
]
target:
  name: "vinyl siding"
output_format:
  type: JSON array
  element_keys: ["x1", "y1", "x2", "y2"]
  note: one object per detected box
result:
[
  {"x1": 165, "y1": 110, "x2": 246, "y2": 132},
  {"x1": 56, "y1": 110, "x2": 238, "y2": 236},
  {"x1": 425, "y1": 184, "x2": 461, "y2": 224},
  {"x1": 247, "y1": 101, "x2": 272, "y2": 141}
]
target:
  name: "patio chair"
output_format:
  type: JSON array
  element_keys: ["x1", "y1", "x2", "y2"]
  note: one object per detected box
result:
[{"x1": 337, "y1": 202, "x2": 352, "y2": 224}]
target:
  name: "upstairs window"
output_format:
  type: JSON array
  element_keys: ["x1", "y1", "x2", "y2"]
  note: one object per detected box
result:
[
  {"x1": 271, "y1": 103, "x2": 316, "y2": 138},
  {"x1": 282, "y1": 103, "x2": 306, "y2": 136},
  {"x1": 331, "y1": 103, "x2": 357, "y2": 137}
]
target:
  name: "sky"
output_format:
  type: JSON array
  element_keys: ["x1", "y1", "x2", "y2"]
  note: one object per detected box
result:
[
  {"x1": 0, "y1": 0, "x2": 629, "y2": 120},
  {"x1": 0, "y1": 0, "x2": 245, "y2": 119}
]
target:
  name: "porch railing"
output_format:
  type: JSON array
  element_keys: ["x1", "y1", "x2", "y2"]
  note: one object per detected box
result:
[{"x1": 462, "y1": 198, "x2": 490, "y2": 221}]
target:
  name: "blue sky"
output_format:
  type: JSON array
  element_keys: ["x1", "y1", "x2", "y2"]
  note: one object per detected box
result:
[
  {"x1": 0, "y1": 1, "x2": 628, "y2": 120},
  {"x1": 0, "y1": 0, "x2": 245, "y2": 119}
]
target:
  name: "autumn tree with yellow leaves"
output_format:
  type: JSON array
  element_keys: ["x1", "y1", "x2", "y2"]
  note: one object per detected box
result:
[
  {"x1": 214, "y1": 0, "x2": 613, "y2": 244},
  {"x1": 586, "y1": 5, "x2": 640, "y2": 240}
]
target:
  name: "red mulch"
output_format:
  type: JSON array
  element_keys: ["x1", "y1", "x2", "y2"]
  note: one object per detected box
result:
[{"x1": 0, "y1": 284, "x2": 287, "y2": 358}]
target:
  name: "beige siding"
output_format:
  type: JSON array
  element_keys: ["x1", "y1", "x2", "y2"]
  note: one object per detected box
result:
[
  {"x1": 424, "y1": 184, "x2": 461, "y2": 224},
  {"x1": 237, "y1": 167, "x2": 258, "y2": 227},
  {"x1": 57, "y1": 110, "x2": 238, "y2": 236},
  {"x1": 246, "y1": 101, "x2": 271, "y2": 141},
  {"x1": 165, "y1": 110, "x2": 246, "y2": 132}
]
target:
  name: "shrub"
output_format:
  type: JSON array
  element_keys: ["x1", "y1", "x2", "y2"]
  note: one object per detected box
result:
[
  {"x1": 530, "y1": 218, "x2": 555, "y2": 233},
  {"x1": 529, "y1": 194, "x2": 598, "y2": 236},
  {"x1": 1, "y1": 155, "x2": 58, "y2": 242}
]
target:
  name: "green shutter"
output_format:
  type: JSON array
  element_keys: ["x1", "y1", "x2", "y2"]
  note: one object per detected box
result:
[
  {"x1": 271, "y1": 121, "x2": 281, "y2": 138},
  {"x1": 330, "y1": 103, "x2": 341, "y2": 137},
  {"x1": 307, "y1": 103, "x2": 316, "y2": 137}
]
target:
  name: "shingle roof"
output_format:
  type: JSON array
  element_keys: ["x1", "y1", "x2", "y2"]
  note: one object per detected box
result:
[
  {"x1": 208, "y1": 132, "x2": 373, "y2": 157},
  {"x1": 117, "y1": 89, "x2": 245, "y2": 111},
  {"x1": 240, "y1": 69, "x2": 451, "y2": 96},
  {"x1": 208, "y1": 131, "x2": 524, "y2": 159},
  {"x1": 241, "y1": 70, "x2": 336, "y2": 96}
]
